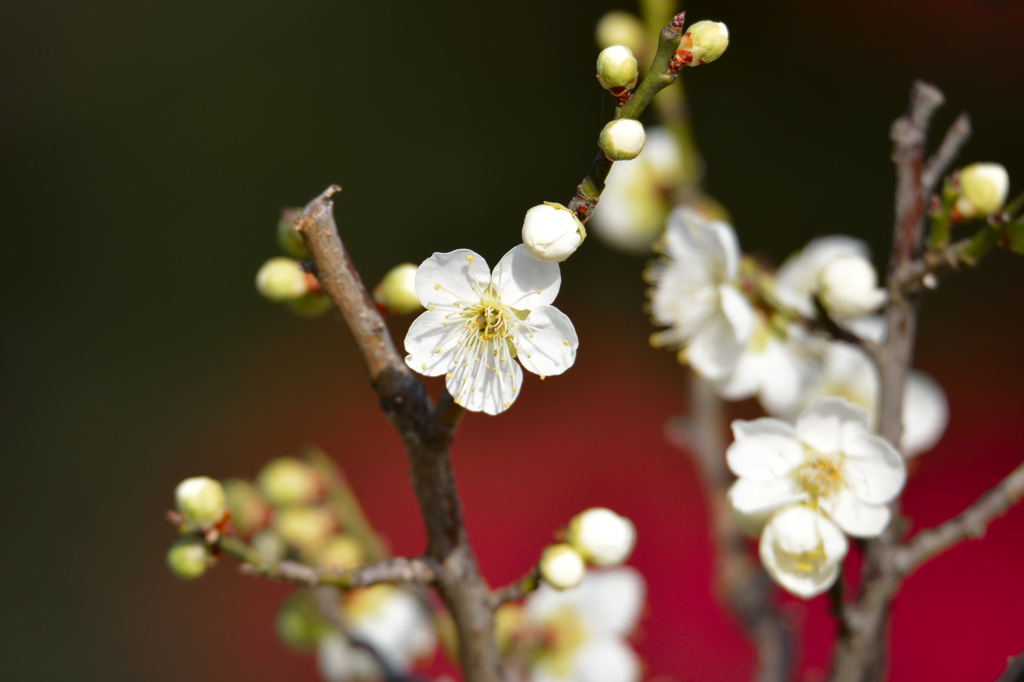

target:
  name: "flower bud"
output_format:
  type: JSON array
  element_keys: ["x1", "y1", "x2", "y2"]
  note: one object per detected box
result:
[
  {"x1": 166, "y1": 537, "x2": 211, "y2": 580},
  {"x1": 256, "y1": 257, "x2": 311, "y2": 302},
  {"x1": 276, "y1": 208, "x2": 309, "y2": 259},
  {"x1": 522, "y1": 202, "x2": 587, "y2": 262},
  {"x1": 817, "y1": 254, "x2": 887, "y2": 319},
  {"x1": 373, "y1": 263, "x2": 423, "y2": 314},
  {"x1": 680, "y1": 20, "x2": 729, "y2": 66},
  {"x1": 256, "y1": 457, "x2": 320, "y2": 507},
  {"x1": 277, "y1": 592, "x2": 330, "y2": 650},
  {"x1": 273, "y1": 506, "x2": 335, "y2": 553},
  {"x1": 955, "y1": 163, "x2": 1009, "y2": 219},
  {"x1": 596, "y1": 46, "x2": 639, "y2": 90},
  {"x1": 251, "y1": 529, "x2": 289, "y2": 563},
  {"x1": 595, "y1": 12, "x2": 646, "y2": 56},
  {"x1": 538, "y1": 543, "x2": 586, "y2": 590},
  {"x1": 599, "y1": 119, "x2": 646, "y2": 161},
  {"x1": 316, "y1": 533, "x2": 366, "y2": 571},
  {"x1": 288, "y1": 292, "x2": 333, "y2": 318},
  {"x1": 567, "y1": 507, "x2": 636, "y2": 566},
  {"x1": 174, "y1": 476, "x2": 227, "y2": 528},
  {"x1": 223, "y1": 479, "x2": 269, "y2": 536}
]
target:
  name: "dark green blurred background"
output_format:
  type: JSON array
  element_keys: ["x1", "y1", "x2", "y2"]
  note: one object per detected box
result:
[{"x1": 3, "y1": 0, "x2": 1023, "y2": 680}]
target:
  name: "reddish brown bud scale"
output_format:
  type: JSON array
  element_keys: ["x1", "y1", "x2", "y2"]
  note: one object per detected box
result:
[{"x1": 669, "y1": 11, "x2": 686, "y2": 32}]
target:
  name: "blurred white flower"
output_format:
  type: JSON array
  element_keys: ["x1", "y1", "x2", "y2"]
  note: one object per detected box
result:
[
  {"x1": 817, "y1": 254, "x2": 887, "y2": 319},
  {"x1": 646, "y1": 207, "x2": 754, "y2": 380},
  {"x1": 539, "y1": 544, "x2": 587, "y2": 590},
  {"x1": 727, "y1": 397, "x2": 906, "y2": 541},
  {"x1": 956, "y1": 163, "x2": 1009, "y2": 219},
  {"x1": 404, "y1": 245, "x2": 578, "y2": 415},
  {"x1": 775, "y1": 236, "x2": 870, "y2": 317},
  {"x1": 317, "y1": 586, "x2": 436, "y2": 682},
  {"x1": 590, "y1": 127, "x2": 683, "y2": 253},
  {"x1": 567, "y1": 508, "x2": 636, "y2": 567},
  {"x1": 759, "y1": 503, "x2": 849, "y2": 598},
  {"x1": 524, "y1": 568, "x2": 645, "y2": 682}
]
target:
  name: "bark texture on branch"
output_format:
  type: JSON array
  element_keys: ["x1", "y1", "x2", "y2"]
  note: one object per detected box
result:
[{"x1": 295, "y1": 187, "x2": 502, "y2": 682}]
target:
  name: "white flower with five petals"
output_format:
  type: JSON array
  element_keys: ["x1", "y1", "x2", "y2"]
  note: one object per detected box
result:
[
  {"x1": 646, "y1": 207, "x2": 754, "y2": 380},
  {"x1": 727, "y1": 397, "x2": 907, "y2": 541},
  {"x1": 404, "y1": 245, "x2": 578, "y2": 415}
]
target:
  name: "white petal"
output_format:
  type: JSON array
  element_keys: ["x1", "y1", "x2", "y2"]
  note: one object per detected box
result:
[
  {"x1": 571, "y1": 636, "x2": 641, "y2": 682},
  {"x1": 574, "y1": 567, "x2": 645, "y2": 635},
  {"x1": 414, "y1": 249, "x2": 489, "y2": 310},
  {"x1": 317, "y1": 633, "x2": 383, "y2": 681},
  {"x1": 446, "y1": 340, "x2": 523, "y2": 415},
  {"x1": 351, "y1": 588, "x2": 435, "y2": 670},
  {"x1": 492, "y1": 244, "x2": 561, "y2": 308},
  {"x1": 404, "y1": 310, "x2": 464, "y2": 376},
  {"x1": 727, "y1": 477, "x2": 807, "y2": 518},
  {"x1": 758, "y1": 505, "x2": 848, "y2": 599},
  {"x1": 757, "y1": 338, "x2": 816, "y2": 418},
  {"x1": 775, "y1": 236, "x2": 870, "y2": 317},
  {"x1": 841, "y1": 432, "x2": 906, "y2": 504},
  {"x1": 901, "y1": 371, "x2": 948, "y2": 457},
  {"x1": 820, "y1": 487, "x2": 892, "y2": 538},
  {"x1": 686, "y1": 305, "x2": 746, "y2": 380},
  {"x1": 726, "y1": 418, "x2": 803, "y2": 480},
  {"x1": 795, "y1": 397, "x2": 871, "y2": 456},
  {"x1": 711, "y1": 345, "x2": 761, "y2": 401},
  {"x1": 516, "y1": 305, "x2": 578, "y2": 377}
]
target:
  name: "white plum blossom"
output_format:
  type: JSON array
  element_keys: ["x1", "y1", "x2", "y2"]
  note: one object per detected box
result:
[
  {"x1": 317, "y1": 586, "x2": 436, "y2": 681},
  {"x1": 774, "y1": 236, "x2": 871, "y2": 317},
  {"x1": 797, "y1": 341, "x2": 948, "y2": 458},
  {"x1": 523, "y1": 568, "x2": 645, "y2": 682},
  {"x1": 759, "y1": 504, "x2": 849, "y2": 598},
  {"x1": 817, "y1": 254, "x2": 888, "y2": 319},
  {"x1": 404, "y1": 245, "x2": 578, "y2": 415},
  {"x1": 590, "y1": 127, "x2": 684, "y2": 253},
  {"x1": 646, "y1": 207, "x2": 755, "y2": 380},
  {"x1": 727, "y1": 397, "x2": 907, "y2": 541},
  {"x1": 567, "y1": 507, "x2": 637, "y2": 567}
]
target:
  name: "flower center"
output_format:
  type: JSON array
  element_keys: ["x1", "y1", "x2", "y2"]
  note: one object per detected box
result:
[
  {"x1": 797, "y1": 449, "x2": 844, "y2": 498},
  {"x1": 535, "y1": 605, "x2": 588, "y2": 677},
  {"x1": 466, "y1": 288, "x2": 515, "y2": 343}
]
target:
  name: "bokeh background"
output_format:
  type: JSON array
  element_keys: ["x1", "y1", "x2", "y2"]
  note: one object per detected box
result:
[{"x1": 2, "y1": 0, "x2": 1023, "y2": 680}]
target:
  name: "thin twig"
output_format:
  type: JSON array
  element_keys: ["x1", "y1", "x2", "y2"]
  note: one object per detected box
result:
[
  {"x1": 922, "y1": 113, "x2": 972, "y2": 192},
  {"x1": 488, "y1": 566, "x2": 541, "y2": 610},
  {"x1": 294, "y1": 187, "x2": 501, "y2": 682},
  {"x1": 894, "y1": 460, "x2": 1024, "y2": 575}
]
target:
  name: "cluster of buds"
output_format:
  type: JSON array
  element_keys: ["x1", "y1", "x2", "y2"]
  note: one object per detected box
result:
[
  {"x1": 537, "y1": 507, "x2": 636, "y2": 590},
  {"x1": 166, "y1": 476, "x2": 229, "y2": 579},
  {"x1": 671, "y1": 20, "x2": 729, "y2": 72},
  {"x1": 596, "y1": 45, "x2": 639, "y2": 106},
  {"x1": 255, "y1": 209, "x2": 334, "y2": 318}
]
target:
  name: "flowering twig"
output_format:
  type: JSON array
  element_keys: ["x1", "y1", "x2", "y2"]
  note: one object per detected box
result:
[
  {"x1": 666, "y1": 374, "x2": 797, "y2": 682},
  {"x1": 294, "y1": 186, "x2": 502, "y2": 682},
  {"x1": 488, "y1": 565, "x2": 541, "y2": 609},
  {"x1": 894, "y1": 459, "x2": 1024, "y2": 575},
  {"x1": 567, "y1": 12, "x2": 686, "y2": 223}
]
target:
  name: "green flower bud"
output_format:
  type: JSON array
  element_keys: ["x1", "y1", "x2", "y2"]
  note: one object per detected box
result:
[
  {"x1": 256, "y1": 257, "x2": 311, "y2": 302},
  {"x1": 288, "y1": 292, "x2": 333, "y2": 318},
  {"x1": 599, "y1": 119, "x2": 646, "y2": 161},
  {"x1": 166, "y1": 537, "x2": 210, "y2": 580},
  {"x1": 316, "y1": 533, "x2": 366, "y2": 570},
  {"x1": 538, "y1": 543, "x2": 585, "y2": 590},
  {"x1": 174, "y1": 476, "x2": 227, "y2": 528},
  {"x1": 595, "y1": 11, "x2": 646, "y2": 57},
  {"x1": 256, "y1": 457, "x2": 320, "y2": 507},
  {"x1": 222, "y1": 479, "x2": 269, "y2": 536},
  {"x1": 276, "y1": 592, "x2": 330, "y2": 651},
  {"x1": 273, "y1": 506, "x2": 335, "y2": 553},
  {"x1": 373, "y1": 263, "x2": 422, "y2": 315},
  {"x1": 276, "y1": 208, "x2": 309, "y2": 259},
  {"x1": 956, "y1": 163, "x2": 1009, "y2": 219},
  {"x1": 682, "y1": 20, "x2": 729, "y2": 66},
  {"x1": 251, "y1": 529, "x2": 289, "y2": 563},
  {"x1": 596, "y1": 46, "x2": 639, "y2": 90}
]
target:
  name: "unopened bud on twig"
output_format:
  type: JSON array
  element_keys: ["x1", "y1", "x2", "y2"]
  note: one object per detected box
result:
[
  {"x1": 166, "y1": 537, "x2": 212, "y2": 580},
  {"x1": 223, "y1": 479, "x2": 269, "y2": 536},
  {"x1": 256, "y1": 457, "x2": 320, "y2": 507},
  {"x1": 522, "y1": 202, "x2": 587, "y2": 262},
  {"x1": 288, "y1": 293, "x2": 333, "y2": 318},
  {"x1": 277, "y1": 208, "x2": 309, "y2": 259},
  {"x1": 567, "y1": 507, "x2": 636, "y2": 566},
  {"x1": 175, "y1": 476, "x2": 227, "y2": 528},
  {"x1": 675, "y1": 20, "x2": 729, "y2": 68},
  {"x1": 595, "y1": 11, "x2": 646, "y2": 57},
  {"x1": 818, "y1": 254, "x2": 887, "y2": 319},
  {"x1": 955, "y1": 163, "x2": 1009, "y2": 219},
  {"x1": 373, "y1": 263, "x2": 422, "y2": 314},
  {"x1": 316, "y1": 534, "x2": 366, "y2": 570},
  {"x1": 596, "y1": 46, "x2": 639, "y2": 91},
  {"x1": 273, "y1": 506, "x2": 335, "y2": 553},
  {"x1": 277, "y1": 592, "x2": 329, "y2": 650},
  {"x1": 599, "y1": 119, "x2": 646, "y2": 161},
  {"x1": 256, "y1": 258, "x2": 312, "y2": 302},
  {"x1": 538, "y1": 543, "x2": 586, "y2": 590}
]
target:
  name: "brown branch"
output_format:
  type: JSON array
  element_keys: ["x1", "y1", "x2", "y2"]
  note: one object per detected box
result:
[
  {"x1": 294, "y1": 187, "x2": 501, "y2": 682},
  {"x1": 921, "y1": 113, "x2": 972, "y2": 192},
  {"x1": 666, "y1": 373, "x2": 797, "y2": 682},
  {"x1": 894, "y1": 460, "x2": 1024, "y2": 575},
  {"x1": 488, "y1": 565, "x2": 541, "y2": 609}
]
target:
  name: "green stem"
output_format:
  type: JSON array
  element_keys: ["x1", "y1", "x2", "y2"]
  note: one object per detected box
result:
[{"x1": 615, "y1": 19, "x2": 683, "y2": 121}]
